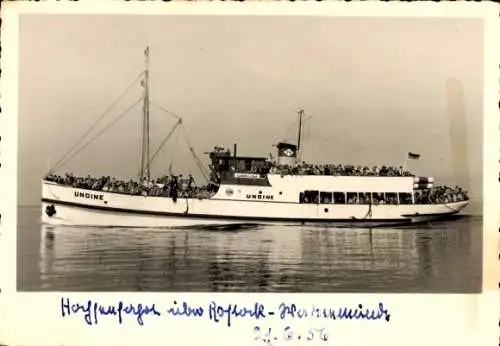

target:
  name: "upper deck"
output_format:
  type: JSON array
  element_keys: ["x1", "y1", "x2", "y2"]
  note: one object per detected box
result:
[{"x1": 209, "y1": 149, "x2": 430, "y2": 190}]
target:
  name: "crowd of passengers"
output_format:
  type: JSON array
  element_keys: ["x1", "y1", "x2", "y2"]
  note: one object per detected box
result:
[
  {"x1": 246, "y1": 162, "x2": 414, "y2": 177},
  {"x1": 414, "y1": 185, "x2": 469, "y2": 204},
  {"x1": 45, "y1": 172, "x2": 468, "y2": 205},
  {"x1": 299, "y1": 185, "x2": 468, "y2": 205},
  {"x1": 44, "y1": 173, "x2": 215, "y2": 199}
]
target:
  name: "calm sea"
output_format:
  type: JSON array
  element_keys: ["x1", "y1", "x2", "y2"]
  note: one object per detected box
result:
[{"x1": 17, "y1": 206, "x2": 482, "y2": 292}]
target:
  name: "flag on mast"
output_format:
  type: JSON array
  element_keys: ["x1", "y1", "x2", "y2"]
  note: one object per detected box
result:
[
  {"x1": 144, "y1": 46, "x2": 149, "y2": 57},
  {"x1": 408, "y1": 152, "x2": 420, "y2": 160}
]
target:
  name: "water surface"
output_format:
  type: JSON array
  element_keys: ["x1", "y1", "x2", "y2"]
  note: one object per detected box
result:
[{"x1": 17, "y1": 206, "x2": 482, "y2": 292}]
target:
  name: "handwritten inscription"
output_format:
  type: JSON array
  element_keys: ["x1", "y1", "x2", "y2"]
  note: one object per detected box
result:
[
  {"x1": 60, "y1": 297, "x2": 161, "y2": 326},
  {"x1": 166, "y1": 300, "x2": 204, "y2": 317},
  {"x1": 279, "y1": 302, "x2": 391, "y2": 322},
  {"x1": 60, "y1": 297, "x2": 390, "y2": 327},
  {"x1": 254, "y1": 326, "x2": 329, "y2": 345},
  {"x1": 164, "y1": 300, "x2": 266, "y2": 327},
  {"x1": 208, "y1": 301, "x2": 266, "y2": 327}
]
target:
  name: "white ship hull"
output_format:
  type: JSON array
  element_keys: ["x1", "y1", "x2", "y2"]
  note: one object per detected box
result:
[{"x1": 41, "y1": 181, "x2": 469, "y2": 228}]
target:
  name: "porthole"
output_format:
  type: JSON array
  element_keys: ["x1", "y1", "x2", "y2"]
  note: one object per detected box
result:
[{"x1": 324, "y1": 208, "x2": 329, "y2": 213}]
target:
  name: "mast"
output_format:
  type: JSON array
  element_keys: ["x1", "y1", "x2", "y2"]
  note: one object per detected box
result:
[
  {"x1": 139, "y1": 46, "x2": 151, "y2": 181},
  {"x1": 297, "y1": 109, "x2": 304, "y2": 153}
]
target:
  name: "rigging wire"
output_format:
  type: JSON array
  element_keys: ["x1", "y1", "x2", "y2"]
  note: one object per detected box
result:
[
  {"x1": 180, "y1": 124, "x2": 206, "y2": 174},
  {"x1": 281, "y1": 116, "x2": 313, "y2": 145},
  {"x1": 50, "y1": 71, "x2": 145, "y2": 172},
  {"x1": 55, "y1": 97, "x2": 144, "y2": 171},
  {"x1": 149, "y1": 101, "x2": 183, "y2": 120},
  {"x1": 149, "y1": 101, "x2": 209, "y2": 182},
  {"x1": 300, "y1": 117, "x2": 312, "y2": 162},
  {"x1": 146, "y1": 119, "x2": 182, "y2": 172},
  {"x1": 180, "y1": 124, "x2": 210, "y2": 182},
  {"x1": 168, "y1": 129, "x2": 180, "y2": 175}
]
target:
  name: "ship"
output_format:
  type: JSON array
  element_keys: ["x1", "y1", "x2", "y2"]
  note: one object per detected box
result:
[{"x1": 41, "y1": 48, "x2": 469, "y2": 228}]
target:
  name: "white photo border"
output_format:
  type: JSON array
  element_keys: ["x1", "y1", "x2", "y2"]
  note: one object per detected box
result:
[{"x1": 0, "y1": 1, "x2": 499, "y2": 346}]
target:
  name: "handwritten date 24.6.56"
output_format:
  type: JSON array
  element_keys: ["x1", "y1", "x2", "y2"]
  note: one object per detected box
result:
[{"x1": 254, "y1": 326, "x2": 329, "y2": 345}]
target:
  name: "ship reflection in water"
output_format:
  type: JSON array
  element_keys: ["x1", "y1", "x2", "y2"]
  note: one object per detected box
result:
[{"x1": 19, "y1": 207, "x2": 482, "y2": 292}]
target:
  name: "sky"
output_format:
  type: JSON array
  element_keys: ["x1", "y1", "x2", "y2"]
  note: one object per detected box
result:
[{"x1": 18, "y1": 15, "x2": 483, "y2": 214}]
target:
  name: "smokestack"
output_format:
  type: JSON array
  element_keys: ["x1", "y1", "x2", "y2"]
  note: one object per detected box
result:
[
  {"x1": 233, "y1": 143, "x2": 237, "y2": 157},
  {"x1": 276, "y1": 142, "x2": 297, "y2": 166}
]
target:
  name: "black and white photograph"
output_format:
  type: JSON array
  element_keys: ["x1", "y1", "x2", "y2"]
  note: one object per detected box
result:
[{"x1": 17, "y1": 13, "x2": 484, "y2": 293}]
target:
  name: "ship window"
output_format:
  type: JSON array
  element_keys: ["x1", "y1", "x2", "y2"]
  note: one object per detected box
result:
[
  {"x1": 386, "y1": 193, "x2": 398, "y2": 204},
  {"x1": 303, "y1": 191, "x2": 311, "y2": 203},
  {"x1": 373, "y1": 192, "x2": 386, "y2": 205},
  {"x1": 333, "y1": 192, "x2": 345, "y2": 204},
  {"x1": 320, "y1": 191, "x2": 333, "y2": 204},
  {"x1": 237, "y1": 160, "x2": 246, "y2": 172},
  {"x1": 346, "y1": 192, "x2": 357, "y2": 204},
  {"x1": 301, "y1": 190, "x2": 319, "y2": 204},
  {"x1": 365, "y1": 192, "x2": 373, "y2": 204},
  {"x1": 358, "y1": 193, "x2": 367, "y2": 204},
  {"x1": 310, "y1": 191, "x2": 320, "y2": 204},
  {"x1": 245, "y1": 160, "x2": 252, "y2": 172},
  {"x1": 399, "y1": 192, "x2": 413, "y2": 204}
]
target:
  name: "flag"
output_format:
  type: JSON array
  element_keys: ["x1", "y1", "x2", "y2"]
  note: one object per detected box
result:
[
  {"x1": 408, "y1": 152, "x2": 420, "y2": 160},
  {"x1": 144, "y1": 47, "x2": 150, "y2": 57}
]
